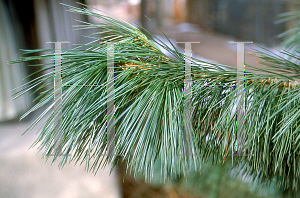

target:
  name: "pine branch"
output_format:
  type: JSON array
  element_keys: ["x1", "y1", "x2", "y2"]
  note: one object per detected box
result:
[{"x1": 8, "y1": 3, "x2": 300, "y2": 193}]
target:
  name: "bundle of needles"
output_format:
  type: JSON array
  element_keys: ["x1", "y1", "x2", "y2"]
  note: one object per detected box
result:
[{"x1": 8, "y1": 3, "x2": 300, "y2": 193}]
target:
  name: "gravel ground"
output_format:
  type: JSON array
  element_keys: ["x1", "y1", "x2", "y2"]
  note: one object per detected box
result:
[{"x1": 0, "y1": 108, "x2": 122, "y2": 198}]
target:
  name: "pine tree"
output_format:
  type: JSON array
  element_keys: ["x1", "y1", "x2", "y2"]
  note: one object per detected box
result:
[{"x1": 9, "y1": 3, "x2": 300, "y2": 196}]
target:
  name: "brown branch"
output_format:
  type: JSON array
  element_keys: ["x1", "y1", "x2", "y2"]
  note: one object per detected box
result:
[{"x1": 222, "y1": 132, "x2": 230, "y2": 165}]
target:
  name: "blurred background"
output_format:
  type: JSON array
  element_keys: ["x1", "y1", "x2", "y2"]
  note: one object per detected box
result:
[{"x1": 0, "y1": 0, "x2": 299, "y2": 197}]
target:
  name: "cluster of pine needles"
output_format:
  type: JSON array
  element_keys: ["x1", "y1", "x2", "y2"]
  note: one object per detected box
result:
[{"x1": 8, "y1": 3, "x2": 300, "y2": 194}]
